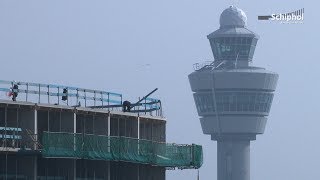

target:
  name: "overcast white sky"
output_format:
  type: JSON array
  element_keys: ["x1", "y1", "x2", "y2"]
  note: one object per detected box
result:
[{"x1": 0, "y1": 0, "x2": 319, "y2": 180}]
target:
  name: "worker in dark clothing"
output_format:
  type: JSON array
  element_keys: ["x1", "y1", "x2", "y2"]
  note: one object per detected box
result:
[
  {"x1": 12, "y1": 84, "x2": 19, "y2": 101},
  {"x1": 122, "y1": 101, "x2": 131, "y2": 112}
]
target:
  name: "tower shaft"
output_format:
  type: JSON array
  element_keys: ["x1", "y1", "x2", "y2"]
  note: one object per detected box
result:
[{"x1": 217, "y1": 139, "x2": 250, "y2": 180}]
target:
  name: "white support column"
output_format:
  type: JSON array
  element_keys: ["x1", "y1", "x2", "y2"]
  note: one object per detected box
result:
[
  {"x1": 137, "y1": 115, "x2": 140, "y2": 180},
  {"x1": 73, "y1": 111, "x2": 77, "y2": 180},
  {"x1": 108, "y1": 113, "x2": 111, "y2": 136},
  {"x1": 4, "y1": 107, "x2": 7, "y2": 148},
  {"x1": 73, "y1": 112, "x2": 77, "y2": 134},
  {"x1": 137, "y1": 116, "x2": 140, "y2": 139},
  {"x1": 107, "y1": 113, "x2": 111, "y2": 180},
  {"x1": 73, "y1": 112, "x2": 77, "y2": 151},
  {"x1": 34, "y1": 109, "x2": 38, "y2": 150},
  {"x1": 137, "y1": 116, "x2": 140, "y2": 154},
  {"x1": 107, "y1": 113, "x2": 111, "y2": 150}
]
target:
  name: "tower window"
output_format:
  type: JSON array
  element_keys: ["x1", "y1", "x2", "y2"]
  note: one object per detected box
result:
[
  {"x1": 193, "y1": 91, "x2": 274, "y2": 114},
  {"x1": 210, "y1": 37, "x2": 257, "y2": 62}
]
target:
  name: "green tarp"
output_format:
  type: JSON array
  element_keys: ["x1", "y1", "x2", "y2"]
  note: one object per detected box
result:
[{"x1": 42, "y1": 132, "x2": 203, "y2": 169}]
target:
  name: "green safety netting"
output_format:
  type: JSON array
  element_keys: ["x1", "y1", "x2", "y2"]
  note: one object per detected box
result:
[{"x1": 42, "y1": 132, "x2": 203, "y2": 169}]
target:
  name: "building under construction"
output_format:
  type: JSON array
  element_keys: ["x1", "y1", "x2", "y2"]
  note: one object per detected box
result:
[{"x1": 0, "y1": 80, "x2": 203, "y2": 180}]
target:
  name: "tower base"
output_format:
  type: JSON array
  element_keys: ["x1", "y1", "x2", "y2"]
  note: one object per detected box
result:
[{"x1": 215, "y1": 135, "x2": 255, "y2": 180}]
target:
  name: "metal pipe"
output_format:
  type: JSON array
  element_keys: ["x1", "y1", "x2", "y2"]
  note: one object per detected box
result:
[
  {"x1": 84, "y1": 91, "x2": 87, "y2": 107},
  {"x1": 47, "y1": 85, "x2": 50, "y2": 103},
  {"x1": 76, "y1": 89, "x2": 79, "y2": 105},
  {"x1": 38, "y1": 84, "x2": 41, "y2": 103},
  {"x1": 94, "y1": 91, "x2": 96, "y2": 106},
  {"x1": 133, "y1": 88, "x2": 158, "y2": 108},
  {"x1": 144, "y1": 98, "x2": 147, "y2": 115},
  {"x1": 58, "y1": 87, "x2": 60, "y2": 105},
  {"x1": 34, "y1": 108, "x2": 38, "y2": 150},
  {"x1": 107, "y1": 93, "x2": 110, "y2": 111},
  {"x1": 67, "y1": 88, "x2": 69, "y2": 106},
  {"x1": 101, "y1": 92, "x2": 103, "y2": 107},
  {"x1": 26, "y1": 83, "x2": 29, "y2": 102}
]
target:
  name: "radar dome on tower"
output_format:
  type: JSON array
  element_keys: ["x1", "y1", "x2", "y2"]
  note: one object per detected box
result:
[{"x1": 220, "y1": 6, "x2": 247, "y2": 28}]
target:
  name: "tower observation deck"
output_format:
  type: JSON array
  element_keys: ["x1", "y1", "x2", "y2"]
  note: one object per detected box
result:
[
  {"x1": 189, "y1": 6, "x2": 278, "y2": 180},
  {"x1": 0, "y1": 80, "x2": 203, "y2": 180}
]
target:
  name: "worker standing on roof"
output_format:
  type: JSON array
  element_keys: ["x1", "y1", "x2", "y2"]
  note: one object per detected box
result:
[{"x1": 11, "y1": 81, "x2": 19, "y2": 101}]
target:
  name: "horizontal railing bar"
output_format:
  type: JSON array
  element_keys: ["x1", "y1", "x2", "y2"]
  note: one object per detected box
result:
[
  {"x1": 0, "y1": 88, "x2": 10, "y2": 92},
  {"x1": 0, "y1": 80, "x2": 122, "y2": 98}
]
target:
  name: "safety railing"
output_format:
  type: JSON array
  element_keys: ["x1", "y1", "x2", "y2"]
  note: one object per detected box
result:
[
  {"x1": 42, "y1": 132, "x2": 203, "y2": 169},
  {"x1": 193, "y1": 61, "x2": 214, "y2": 71},
  {"x1": 131, "y1": 97, "x2": 162, "y2": 116},
  {"x1": 0, "y1": 80, "x2": 163, "y2": 116},
  {"x1": 0, "y1": 80, "x2": 123, "y2": 107}
]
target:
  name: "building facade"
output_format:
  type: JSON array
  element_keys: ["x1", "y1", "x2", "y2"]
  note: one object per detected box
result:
[{"x1": 0, "y1": 80, "x2": 202, "y2": 180}]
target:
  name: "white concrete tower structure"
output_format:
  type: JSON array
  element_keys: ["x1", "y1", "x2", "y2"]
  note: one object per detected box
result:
[{"x1": 188, "y1": 6, "x2": 278, "y2": 180}]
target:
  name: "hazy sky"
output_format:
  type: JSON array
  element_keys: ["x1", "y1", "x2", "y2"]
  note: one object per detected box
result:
[{"x1": 0, "y1": 0, "x2": 318, "y2": 180}]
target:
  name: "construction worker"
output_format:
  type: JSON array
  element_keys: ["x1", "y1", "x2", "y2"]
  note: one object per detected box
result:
[
  {"x1": 122, "y1": 101, "x2": 131, "y2": 112},
  {"x1": 11, "y1": 82, "x2": 19, "y2": 101}
]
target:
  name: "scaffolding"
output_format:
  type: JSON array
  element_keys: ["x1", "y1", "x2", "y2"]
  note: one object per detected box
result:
[{"x1": 42, "y1": 132, "x2": 203, "y2": 169}]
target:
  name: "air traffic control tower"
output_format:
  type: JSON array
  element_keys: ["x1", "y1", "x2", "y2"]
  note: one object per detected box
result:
[{"x1": 188, "y1": 6, "x2": 278, "y2": 180}]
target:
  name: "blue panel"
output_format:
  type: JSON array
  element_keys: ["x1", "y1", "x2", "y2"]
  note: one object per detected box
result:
[
  {"x1": 108, "y1": 92, "x2": 122, "y2": 97},
  {"x1": 0, "y1": 127, "x2": 22, "y2": 131},
  {"x1": 146, "y1": 97, "x2": 160, "y2": 102},
  {"x1": 106, "y1": 99, "x2": 122, "y2": 104},
  {"x1": 0, "y1": 134, "x2": 22, "y2": 139},
  {"x1": 0, "y1": 80, "x2": 12, "y2": 84},
  {"x1": 0, "y1": 88, "x2": 10, "y2": 92}
]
